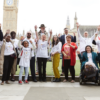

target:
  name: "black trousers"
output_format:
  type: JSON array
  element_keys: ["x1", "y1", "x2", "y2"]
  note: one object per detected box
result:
[
  {"x1": 62, "y1": 55, "x2": 64, "y2": 73},
  {"x1": 30, "y1": 57, "x2": 36, "y2": 81},
  {"x1": 64, "y1": 59, "x2": 75, "y2": 80},
  {"x1": 37, "y1": 57, "x2": 47, "y2": 81},
  {"x1": 2, "y1": 55, "x2": 14, "y2": 81}
]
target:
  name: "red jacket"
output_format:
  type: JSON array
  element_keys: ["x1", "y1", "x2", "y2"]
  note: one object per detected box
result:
[{"x1": 61, "y1": 42, "x2": 77, "y2": 66}]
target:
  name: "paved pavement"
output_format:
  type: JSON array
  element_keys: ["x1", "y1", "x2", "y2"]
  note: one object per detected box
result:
[{"x1": 0, "y1": 81, "x2": 100, "y2": 100}]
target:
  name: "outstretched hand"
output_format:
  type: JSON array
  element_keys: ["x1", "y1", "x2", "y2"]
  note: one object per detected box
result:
[
  {"x1": 76, "y1": 22, "x2": 79, "y2": 29},
  {"x1": 73, "y1": 33, "x2": 75, "y2": 36},
  {"x1": 49, "y1": 30, "x2": 52, "y2": 35},
  {"x1": 77, "y1": 51, "x2": 80, "y2": 54},
  {"x1": 34, "y1": 25, "x2": 37, "y2": 30}
]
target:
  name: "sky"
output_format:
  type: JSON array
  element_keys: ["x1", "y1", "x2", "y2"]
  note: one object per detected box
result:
[{"x1": 0, "y1": 0, "x2": 100, "y2": 35}]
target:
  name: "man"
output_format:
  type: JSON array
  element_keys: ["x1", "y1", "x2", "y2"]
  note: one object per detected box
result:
[
  {"x1": 76, "y1": 23, "x2": 100, "y2": 55},
  {"x1": 10, "y1": 31, "x2": 19, "y2": 81},
  {"x1": 23, "y1": 31, "x2": 37, "y2": 82},
  {"x1": 37, "y1": 24, "x2": 48, "y2": 40},
  {"x1": 59, "y1": 28, "x2": 76, "y2": 75}
]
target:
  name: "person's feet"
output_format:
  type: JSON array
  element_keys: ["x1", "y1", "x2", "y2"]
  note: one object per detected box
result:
[
  {"x1": 24, "y1": 80, "x2": 29, "y2": 84},
  {"x1": 6, "y1": 81, "x2": 10, "y2": 84},
  {"x1": 56, "y1": 78, "x2": 61, "y2": 82},
  {"x1": 1, "y1": 82, "x2": 4, "y2": 85},
  {"x1": 70, "y1": 80, "x2": 75, "y2": 83},
  {"x1": 33, "y1": 79, "x2": 37, "y2": 82},
  {"x1": 63, "y1": 79, "x2": 67, "y2": 82},
  {"x1": 19, "y1": 80, "x2": 22, "y2": 85},
  {"x1": 11, "y1": 78, "x2": 15, "y2": 82},
  {"x1": 60, "y1": 72, "x2": 64, "y2": 76},
  {"x1": 53, "y1": 78, "x2": 57, "y2": 82}
]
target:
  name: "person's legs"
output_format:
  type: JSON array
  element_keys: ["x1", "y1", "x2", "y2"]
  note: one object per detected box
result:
[
  {"x1": 24, "y1": 67, "x2": 29, "y2": 81},
  {"x1": 6, "y1": 56, "x2": 14, "y2": 81},
  {"x1": 2, "y1": 56, "x2": 9, "y2": 82},
  {"x1": 53, "y1": 54, "x2": 60, "y2": 79},
  {"x1": 37, "y1": 58, "x2": 42, "y2": 81},
  {"x1": 11, "y1": 48, "x2": 18, "y2": 81},
  {"x1": 70, "y1": 66, "x2": 75, "y2": 80},
  {"x1": 36, "y1": 58, "x2": 39, "y2": 74},
  {"x1": 19, "y1": 66, "x2": 24, "y2": 81},
  {"x1": 64, "y1": 60, "x2": 70, "y2": 81},
  {"x1": 61, "y1": 54, "x2": 64, "y2": 75},
  {"x1": 30, "y1": 57, "x2": 36, "y2": 81},
  {"x1": 42, "y1": 58, "x2": 47, "y2": 81}
]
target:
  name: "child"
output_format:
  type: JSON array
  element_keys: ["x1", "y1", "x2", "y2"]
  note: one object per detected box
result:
[{"x1": 18, "y1": 40, "x2": 35, "y2": 84}]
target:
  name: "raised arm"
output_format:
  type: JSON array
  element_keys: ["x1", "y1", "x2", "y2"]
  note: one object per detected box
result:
[
  {"x1": 77, "y1": 51, "x2": 83, "y2": 60},
  {"x1": 34, "y1": 25, "x2": 39, "y2": 41},
  {"x1": 29, "y1": 40, "x2": 36, "y2": 50},
  {"x1": 91, "y1": 25, "x2": 100, "y2": 41},
  {"x1": 0, "y1": 24, "x2": 3, "y2": 41},
  {"x1": 48, "y1": 30, "x2": 52, "y2": 43},
  {"x1": 72, "y1": 33, "x2": 76, "y2": 43},
  {"x1": 76, "y1": 23, "x2": 83, "y2": 40}
]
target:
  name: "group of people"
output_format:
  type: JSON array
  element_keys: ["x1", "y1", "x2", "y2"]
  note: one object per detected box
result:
[{"x1": 0, "y1": 23, "x2": 100, "y2": 85}]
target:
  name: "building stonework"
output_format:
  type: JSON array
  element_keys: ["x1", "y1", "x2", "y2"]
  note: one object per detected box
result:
[{"x1": 3, "y1": 0, "x2": 19, "y2": 34}]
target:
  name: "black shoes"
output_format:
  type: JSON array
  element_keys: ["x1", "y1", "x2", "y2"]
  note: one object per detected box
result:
[
  {"x1": 53, "y1": 78, "x2": 61, "y2": 82},
  {"x1": 53, "y1": 78, "x2": 57, "y2": 82},
  {"x1": 11, "y1": 79, "x2": 15, "y2": 82},
  {"x1": 33, "y1": 79, "x2": 37, "y2": 82},
  {"x1": 56, "y1": 78, "x2": 61, "y2": 82}
]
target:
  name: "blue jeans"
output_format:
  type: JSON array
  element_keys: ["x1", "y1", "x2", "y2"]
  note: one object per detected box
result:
[{"x1": 19, "y1": 66, "x2": 29, "y2": 81}]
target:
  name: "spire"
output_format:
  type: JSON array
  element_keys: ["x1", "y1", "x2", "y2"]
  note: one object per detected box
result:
[
  {"x1": 74, "y1": 12, "x2": 77, "y2": 28},
  {"x1": 66, "y1": 16, "x2": 70, "y2": 29},
  {"x1": 67, "y1": 16, "x2": 70, "y2": 26},
  {"x1": 23, "y1": 30, "x2": 25, "y2": 36},
  {"x1": 74, "y1": 12, "x2": 77, "y2": 20}
]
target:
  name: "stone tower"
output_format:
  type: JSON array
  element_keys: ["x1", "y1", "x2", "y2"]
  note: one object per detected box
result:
[
  {"x1": 66, "y1": 16, "x2": 70, "y2": 29},
  {"x1": 3, "y1": 0, "x2": 19, "y2": 34},
  {"x1": 74, "y1": 12, "x2": 77, "y2": 28}
]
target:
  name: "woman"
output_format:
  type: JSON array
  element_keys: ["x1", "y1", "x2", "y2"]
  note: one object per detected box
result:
[
  {"x1": 35, "y1": 25, "x2": 52, "y2": 82},
  {"x1": 77, "y1": 45, "x2": 100, "y2": 78},
  {"x1": 0, "y1": 34, "x2": 16, "y2": 85},
  {"x1": 61, "y1": 35, "x2": 77, "y2": 83},
  {"x1": 51, "y1": 35, "x2": 62, "y2": 82}
]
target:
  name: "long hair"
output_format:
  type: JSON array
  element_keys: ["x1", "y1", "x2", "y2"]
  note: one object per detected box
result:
[
  {"x1": 52, "y1": 35, "x2": 59, "y2": 47},
  {"x1": 85, "y1": 45, "x2": 93, "y2": 53}
]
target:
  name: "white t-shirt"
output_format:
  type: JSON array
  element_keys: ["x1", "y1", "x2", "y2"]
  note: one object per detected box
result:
[
  {"x1": 78, "y1": 29, "x2": 98, "y2": 53},
  {"x1": 36, "y1": 40, "x2": 48, "y2": 58},
  {"x1": 87, "y1": 53, "x2": 93, "y2": 63},
  {"x1": 11, "y1": 38, "x2": 19, "y2": 48},
  {"x1": 65, "y1": 34, "x2": 68, "y2": 43},
  {"x1": 19, "y1": 47, "x2": 31, "y2": 67},
  {"x1": 4, "y1": 42, "x2": 15, "y2": 56},
  {"x1": 51, "y1": 42, "x2": 62, "y2": 54},
  {"x1": 23, "y1": 38, "x2": 36, "y2": 57}
]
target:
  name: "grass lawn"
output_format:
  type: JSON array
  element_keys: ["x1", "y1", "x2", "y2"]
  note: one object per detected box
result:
[{"x1": 16, "y1": 60, "x2": 80, "y2": 76}]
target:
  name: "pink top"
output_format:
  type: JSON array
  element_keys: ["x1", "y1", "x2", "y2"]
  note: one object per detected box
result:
[{"x1": 63, "y1": 44, "x2": 70, "y2": 59}]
